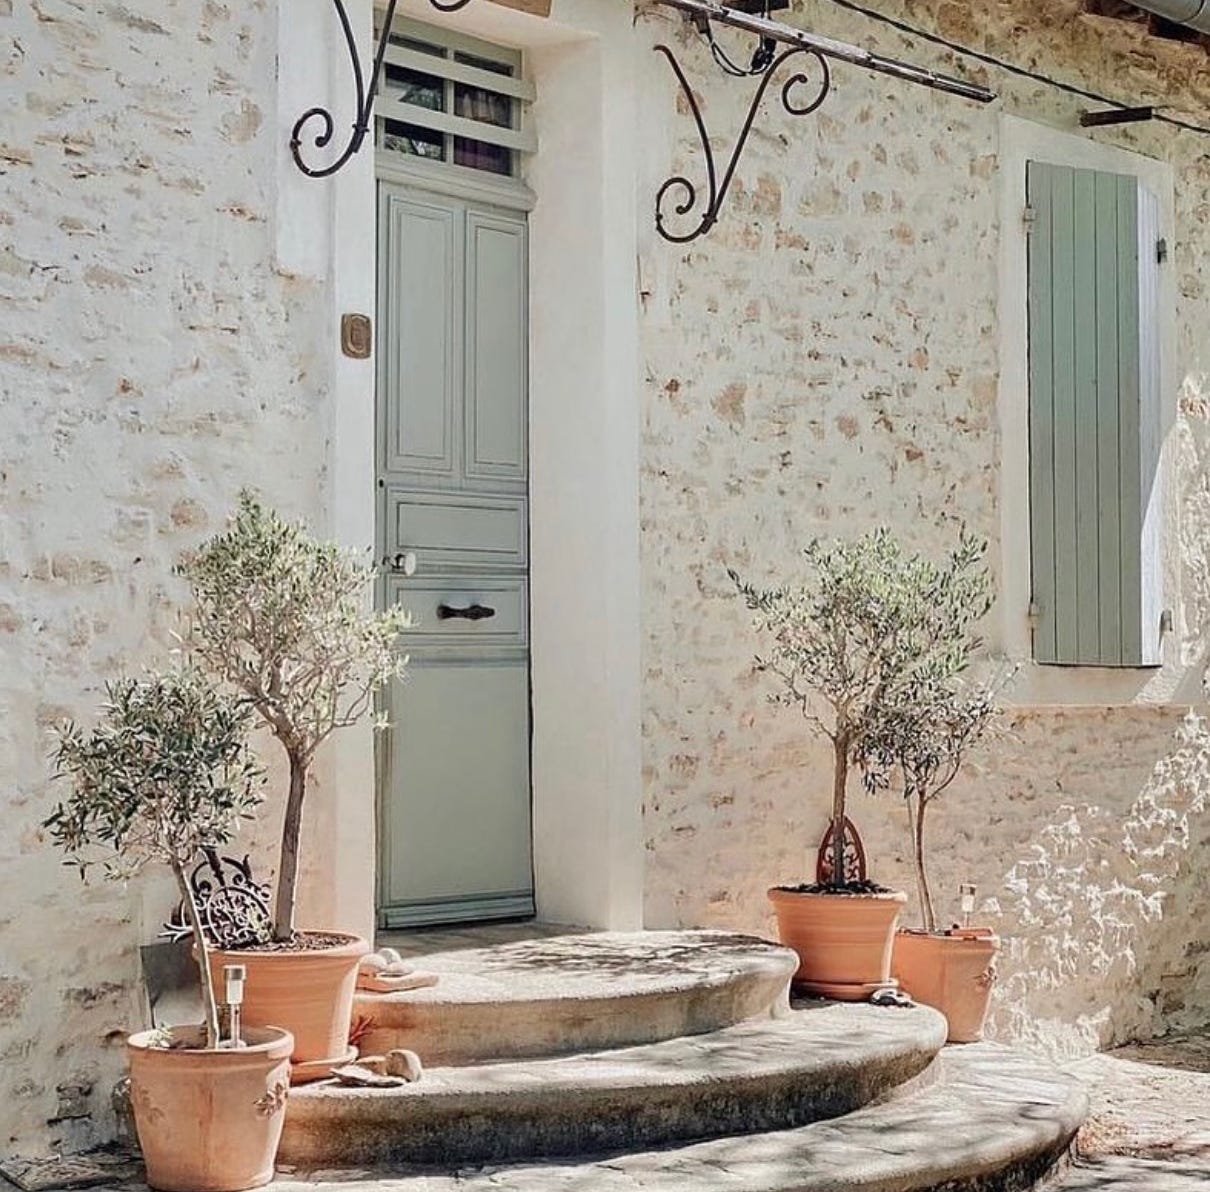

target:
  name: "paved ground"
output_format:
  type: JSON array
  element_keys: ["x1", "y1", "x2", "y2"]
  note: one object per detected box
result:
[{"x1": 1053, "y1": 1030, "x2": 1210, "y2": 1190}]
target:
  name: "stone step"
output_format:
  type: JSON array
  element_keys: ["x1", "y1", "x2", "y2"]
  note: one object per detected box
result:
[
  {"x1": 276, "y1": 1044, "x2": 1086, "y2": 1192},
  {"x1": 353, "y1": 930, "x2": 798, "y2": 1065},
  {"x1": 281, "y1": 1002, "x2": 948, "y2": 1167}
]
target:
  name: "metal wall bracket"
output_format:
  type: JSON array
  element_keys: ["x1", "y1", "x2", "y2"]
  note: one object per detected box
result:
[
  {"x1": 291, "y1": 0, "x2": 474, "y2": 179},
  {"x1": 650, "y1": 0, "x2": 994, "y2": 242},
  {"x1": 654, "y1": 42, "x2": 830, "y2": 243},
  {"x1": 1080, "y1": 105, "x2": 1157, "y2": 127}
]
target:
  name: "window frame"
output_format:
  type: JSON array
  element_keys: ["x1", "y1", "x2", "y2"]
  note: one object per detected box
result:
[{"x1": 374, "y1": 16, "x2": 534, "y2": 182}]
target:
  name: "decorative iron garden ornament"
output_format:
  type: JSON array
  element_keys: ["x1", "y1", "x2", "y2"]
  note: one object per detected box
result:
[{"x1": 292, "y1": 0, "x2": 994, "y2": 241}]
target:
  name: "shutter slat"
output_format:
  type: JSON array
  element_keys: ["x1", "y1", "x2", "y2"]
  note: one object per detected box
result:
[
  {"x1": 380, "y1": 100, "x2": 537, "y2": 154},
  {"x1": 1049, "y1": 166, "x2": 1081, "y2": 662},
  {"x1": 1073, "y1": 169, "x2": 1101, "y2": 663},
  {"x1": 1094, "y1": 171, "x2": 1122, "y2": 665},
  {"x1": 1027, "y1": 162, "x2": 1058, "y2": 663},
  {"x1": 1116, "y1": 176, "x2": 1143, "y2": 665}
]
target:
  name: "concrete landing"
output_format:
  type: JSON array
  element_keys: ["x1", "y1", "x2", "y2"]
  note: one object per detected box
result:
[
  {"x1": 275, "y1": 1045, "x2": 1086, "y2": 1192},
  {"x1": 352, "y1": 930, "x2": 797, "y2": 1064},
  {"x1": 281, "y1": 1002, "x2": 948, "y2": 1166}
]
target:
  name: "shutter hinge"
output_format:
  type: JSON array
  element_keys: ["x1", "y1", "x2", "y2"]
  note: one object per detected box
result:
[
  {"x1": 1157, "y1": 237, "x2": 1168, "y2": 264},
  {"x1": 1027, "y1": 601, "x2": 1041, "y2": 626},
  {"x1": 1023, "y1": 205, "x2": 1037, "y2": 233}
]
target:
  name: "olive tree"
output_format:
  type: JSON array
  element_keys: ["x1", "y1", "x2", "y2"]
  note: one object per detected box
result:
[
  {"x1": 730, "y1": 529, "x2": 993, "y2": 889},
  {"x1": 178, "y1": 492, "x2": 411, "y2": 942},
  {"x1": 862, "y1": 682, "x2": 1000, "y2": 931},
  {"x1": 45, "y1": 670, "x2": 263, "y2": 1046}
]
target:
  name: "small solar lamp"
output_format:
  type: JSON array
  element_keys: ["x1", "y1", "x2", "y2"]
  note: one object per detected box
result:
[
  {"x1": 223, "y1": 964, "x2": 248, "y2": 1048},
  {"x1": 959, "y1": 883, "x2": 977, "y2": 929}
]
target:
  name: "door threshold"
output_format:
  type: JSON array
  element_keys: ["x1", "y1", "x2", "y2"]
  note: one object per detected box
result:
[{"x1": 375, "y1": 919, "x2": 589, "y2": 958}]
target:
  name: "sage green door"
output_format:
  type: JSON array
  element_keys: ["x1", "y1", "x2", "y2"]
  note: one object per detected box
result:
[{"x1": 376, "y1": 180, "x2": 533, "y2": 928}]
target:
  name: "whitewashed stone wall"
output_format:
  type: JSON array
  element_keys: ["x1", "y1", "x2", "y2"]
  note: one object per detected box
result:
[
  {"x1": 0, "y1": 0, "x2": 343, "y2": 1153},
  {"x1": 3, "y1": 0, "x2": 1210, "y2": 1159},
  {"x1": 637, "y1": 0, "x2": 1210, "y2": 1055}
]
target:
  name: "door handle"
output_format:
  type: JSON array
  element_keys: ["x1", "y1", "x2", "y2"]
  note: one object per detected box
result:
[
  {"x1": 382, "y1": 552, "x2": 417, "y2": 576},
  {"x1": 437, "y1": 602, "x2": 496, "y2": 622}
]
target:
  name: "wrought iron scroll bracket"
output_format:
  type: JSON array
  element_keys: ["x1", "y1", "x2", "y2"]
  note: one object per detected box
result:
[
  {"x1": 654, "y1": 42, "x2": 831, "y2": 243},
  {"x1": 291, "y1": 0, "x2": 475, "y2": 179}
]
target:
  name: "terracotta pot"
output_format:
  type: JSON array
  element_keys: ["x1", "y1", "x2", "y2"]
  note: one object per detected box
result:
[
  {"x1": 768, "y1": 886, "x2": 907, "y2": 1000},
  {"x1": 209, "y1": 932, "x2": 369, "y2": 1082},
  {"x1": 892, "y1": 927, "x2": 1000, "y2": 1042},
  {"x1": 127, "y1": 1025, "x2": 292, "y2": 1192}
]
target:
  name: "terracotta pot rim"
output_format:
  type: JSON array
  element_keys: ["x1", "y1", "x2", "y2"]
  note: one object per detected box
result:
[
  {"x1": 127, "y1": 1025, "x2": 294, "y2": 1058},
  {"x1": 768, "y1": 885, "x2": 907, "y2": 904},
  {"x1": 897, "y1": 926, "x2": 1000, "y2": 944},
  {"x1": 209, "y1": 931, "x2": 370, "y2": 961}
]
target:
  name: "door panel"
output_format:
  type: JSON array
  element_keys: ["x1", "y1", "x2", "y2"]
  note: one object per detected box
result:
[
  {"x1": 380, "y1": 658, "x2": 532, "y2": 927},
  {"x1": 377, "y1": 178, "x2": 533, "y2": 927},
  {"x1": 466, "y1": 212, "x2": 528, "y2": 483},
  {"x1": 386, "y1": 575, "x2": 528, "y2": 648},
  {"x1": 386, "y1": 488, "x2": 527, "y2": 568},
  {"x1": 383, "y1": 196, "x2": 459, "y2": 480}
]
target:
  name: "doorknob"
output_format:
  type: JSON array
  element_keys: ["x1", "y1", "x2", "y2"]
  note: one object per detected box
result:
[
  {"x1": 437, "y1": 602, "x2": 496, "y2": 621},
  {"x1": 382, "y1": 551, "x2": 417, "y2": 576}
]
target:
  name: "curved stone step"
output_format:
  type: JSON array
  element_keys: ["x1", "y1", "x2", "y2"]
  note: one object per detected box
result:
[
  {"x1": 277, "y1": 1044, "x2": 1085, "y2": 1192},
  {"x1": 281, "y1": 1002, "x2": 948, "y2": 1167},
  {"x1": 353, "y1": 930, "x2": 798, "y2": 1064}
]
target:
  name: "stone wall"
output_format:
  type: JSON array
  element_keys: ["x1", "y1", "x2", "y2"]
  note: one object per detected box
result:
[
  {"x1": 0, "y1": 0, "x2": 337, "y2": 1153},
  {"x1": 636, "y1": 0, "x2": 1210, "y2": 1053},
  {"x1": 3, "y1": 0, "x2": 1210, "y2": 1159}
]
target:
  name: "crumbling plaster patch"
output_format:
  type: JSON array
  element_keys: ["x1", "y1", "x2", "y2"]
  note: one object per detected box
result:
[{"x1": 636, "y1": 0, "x2": 1210, "y2": 1054}]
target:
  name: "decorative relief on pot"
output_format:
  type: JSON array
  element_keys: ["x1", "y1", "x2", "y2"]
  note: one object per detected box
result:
[
  {"x1": 975, "y1": 964, "x2": 997, "y2": 990},
  {"x1": 253, "y1": 1080, "x2": 288, "y2": 1118}
]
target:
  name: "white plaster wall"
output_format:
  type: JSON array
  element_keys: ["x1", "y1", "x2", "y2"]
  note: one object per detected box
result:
[
  {"x1": 635, "y1": 0, "x2": 1210, "y2": 1054},
  {"x1": 0, "y1": 0, "x2": 356, "y2": 1151}
]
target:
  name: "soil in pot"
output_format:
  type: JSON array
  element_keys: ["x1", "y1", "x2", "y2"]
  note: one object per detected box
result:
[
  {"x1": 892, "y1": 927, "x2": 999, "y2": 1042},
  {"x1": 768, "y1": 885, "x2": 907, "y2": 1000},
  {"x1": 207, "y1": 931, "x2": 369, "y2": 1083},
  {"x1": 127, "y1": 1025, "x2": 292, "y2": 1192}
]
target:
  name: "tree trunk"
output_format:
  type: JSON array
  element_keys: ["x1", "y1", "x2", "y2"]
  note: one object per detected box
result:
[
  {"x1": 272, "y1": 752, "x2": 307, "y2": 942},
  {"x1": 173, "y1": 858, "x2": 221, "y2": 1048},
  {"x1": 829, "y1": 733, "x2": 849, "y2": 887},
  {"x1": 912, "y1": 791, "x2": 937, "y2": 933}
]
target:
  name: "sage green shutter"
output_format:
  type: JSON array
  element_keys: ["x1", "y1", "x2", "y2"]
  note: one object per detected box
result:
[{"x1": 1026, "y1": 161, "x2": 1162, "y2": 667}]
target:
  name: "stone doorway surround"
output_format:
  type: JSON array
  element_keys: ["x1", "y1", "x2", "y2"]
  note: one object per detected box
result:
[{"x1": 276, "y1": 0, "x2": 644, "y2": 940}]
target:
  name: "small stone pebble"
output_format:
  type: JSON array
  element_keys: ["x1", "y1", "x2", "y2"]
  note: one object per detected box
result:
[{"x1": 385, "y1": 1048, "x2": 423, "y2": 1082}]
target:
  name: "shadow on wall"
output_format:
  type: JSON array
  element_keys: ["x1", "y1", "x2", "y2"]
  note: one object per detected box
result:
[{"x1": 987, "y1": 711, "x2": 1210, "y2": 1055}]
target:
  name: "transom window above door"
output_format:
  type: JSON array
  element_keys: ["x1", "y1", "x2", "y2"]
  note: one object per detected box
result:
[{"x1": 376, "y1": 19, "x2": 536, "y2": 178}]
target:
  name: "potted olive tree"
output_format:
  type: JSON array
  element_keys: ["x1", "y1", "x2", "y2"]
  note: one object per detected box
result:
[
  {"x1": 179, "y1": 492, "x2": 410, "y2": 1081},
  {"x1": 46, "y1": 670, "x2": 292, "y2": 1192},
  {"x1": 866, "y1": 663, "x2": 1006, "y2": 1040},
  {"x1": 730, "y1": 528, "x2": 991, "y2": 1000}
]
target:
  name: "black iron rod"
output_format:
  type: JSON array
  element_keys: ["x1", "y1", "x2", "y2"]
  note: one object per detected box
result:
[{"x1": 651, "y1": 0, "x2": 995, "y2": 103}]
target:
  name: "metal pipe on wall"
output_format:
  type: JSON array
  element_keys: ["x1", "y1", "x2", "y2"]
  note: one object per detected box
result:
[{"x1": 1128, "y1": 0, "x2": 1210, "y2": 34}]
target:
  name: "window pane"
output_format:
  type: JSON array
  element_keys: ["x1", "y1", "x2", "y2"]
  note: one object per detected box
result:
[
  {"x1": 454, "y1": 50, "x2": 513, "y2": 77},
  {"x1": 385, "y1": 64, "x2": 445, "y2": 112},
  {"x1": 383, "y1": 118, "x2": 444, "y2": 161},
  {"x1": 454, "y1": 83, "x2": 511, "y2": 129},
  {"x1": 453, "y1": 137, "x2": 511, "y2": 175},
  {"x1": 391, "y1": 34, "x2": 446, "y2": 59}
]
